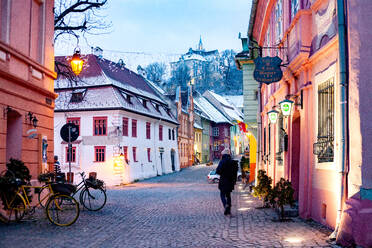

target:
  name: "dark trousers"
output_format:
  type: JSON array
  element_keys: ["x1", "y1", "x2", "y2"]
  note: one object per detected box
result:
[{"x1": 220, "y1": 191, "x2": 231, "y2": 208}]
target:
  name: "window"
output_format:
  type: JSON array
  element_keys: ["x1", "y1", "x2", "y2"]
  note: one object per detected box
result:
[
  {"x1": 67, "y1": 117, "x2": 80, "y2": 136},
  {"x1": 122, "y1": 117, "x2": 129, "y2": 136},
  {"x1": 142, "y1": 99, "x2": 147, "y2": 108},
  {"x1": 66, "y1": 146, "x2": 76, "y2": 162},
  {"x1": 291, "y1": 0, "x2": 300, "y2": 21},
  {"x1": 159, "y1": 125, "x2": 163, "y2": 141},
  {"x1": 93, "y1": 117, "x2": 107, "y2": 136},
  {"x1": 0, "y1": 0, "x2": 10, "y2": 43},
  {"x1": 132, "y1": 147, "x2": 137, "y2": 162},
  {"x1": 172, "y1": 130, "x2": 175, "y2": 140},
  {"x1": 213, "y1": 127, "x2": 219, "y2": 137},
  {"x1": 70, "y1": 92, "x2": 84, "y2": 103},
  {"x1": 168, "y1": 129, "x2": 171, "y2": 140},
  {"x1": 275, "y1": 0, "x2": 283, "y2": 42},
  {"x1": 147, "y1": 148, "x2": 152, "y2": 162},
  {"x1": 132, "y1": 119, "x2": 137, "y2": 137},
  {"x1": 316, "y1": 78, "x2": 334, "y2": 163},
  {"x1": 146, "y1": 122, "x2": 151, "y2": 139},
  {"x1": 94, "y1": 146, "x2": 105, "y2": 162},
  {"x1": 213, "y1": 141, "x2": 219, "y2": 151},
  {"x1": 123, "y1": 146, "x2": 128, "y2": 162},
  {"x1": 224, "y1": 128, "x2": 228, "y2": 137}
]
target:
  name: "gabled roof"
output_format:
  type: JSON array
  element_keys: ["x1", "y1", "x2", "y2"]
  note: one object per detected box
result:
[
  {"x1": 203, "y1": 91, "x2": 243, "y2": 122},
  {"x1": 54, "y1": 54, "x2": 177, "y2": 125},
  {"x1": 55, "y1": 54, "x2": 164, "y2": 103},
  {"x1": 193, "y1": 92, "x2": 230, "y2": 124}
]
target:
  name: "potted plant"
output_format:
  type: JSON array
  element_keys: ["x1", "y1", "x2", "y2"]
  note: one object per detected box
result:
[
  {"x1": 0, "y1": 158, "x2": 32, "y2": 210},
  {"x1": 269, "y1": 178, "x2": 295, "y2": 221},
  {"x1": 252, "y1": 169, "x2": 272, "y2": 208}
]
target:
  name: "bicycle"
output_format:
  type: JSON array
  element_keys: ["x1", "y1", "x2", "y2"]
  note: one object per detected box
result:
[
  {"x1": 38, "y1": 172, "x2": 106, "y2": 211},
  {"x1": 0, "y1": 171, "x2": 80, "y2": 226}
]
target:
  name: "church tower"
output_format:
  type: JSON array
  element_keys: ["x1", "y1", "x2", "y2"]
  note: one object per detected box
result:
[{"x1": 197, "y1": 36, "x2": 204, "y2": 51}]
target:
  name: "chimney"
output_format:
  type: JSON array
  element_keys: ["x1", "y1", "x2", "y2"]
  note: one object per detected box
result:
[{"x1": 92, "y1": 46, "x2": 103, "y2": 58}]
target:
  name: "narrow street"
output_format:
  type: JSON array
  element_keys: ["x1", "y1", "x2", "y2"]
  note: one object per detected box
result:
[{"x1": 1, "y1": 165, "x2": 335, "y2": 248}]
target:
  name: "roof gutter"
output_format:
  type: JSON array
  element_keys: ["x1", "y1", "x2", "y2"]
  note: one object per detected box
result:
[{"x1": 248, "y1": 0, "x2": 259, "y2": 40}]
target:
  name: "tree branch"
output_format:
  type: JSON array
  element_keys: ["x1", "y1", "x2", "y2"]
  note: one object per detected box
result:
[{"x1": 54, "y1": 0, "x2": 107, "y2": 26}]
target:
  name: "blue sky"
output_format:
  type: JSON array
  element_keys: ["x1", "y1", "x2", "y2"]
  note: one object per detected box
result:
[{"x1": 55, "y1": 0, "x2": 252, "y2": 56}]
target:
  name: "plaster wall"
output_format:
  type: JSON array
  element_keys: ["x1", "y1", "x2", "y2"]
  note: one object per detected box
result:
[
  {"x1": 0, "y1": 0, "x2": 56, "y2": 178},
  {"x1": 347, "y1": 0, "x2": 372, "y2": 199},
  {"x1": 54, "y1": 110, "x2": 179, "y2": 186}
]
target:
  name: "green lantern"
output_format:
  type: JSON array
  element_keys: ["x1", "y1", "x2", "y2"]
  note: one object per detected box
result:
[
  {"x1": 279, "y1": 99, "x2": 294, "y2": 117},
  {"x1": 267, "y1": 110, "x2": 279, "y2": 124}
]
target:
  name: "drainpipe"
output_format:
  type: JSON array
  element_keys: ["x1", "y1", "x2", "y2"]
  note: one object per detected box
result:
[
  {"x1": 256, "y1": 84, "x2": 262, "y2": 186},
  {"x1": 330, "y1": 0, "x2": 349, "y2": 239}
]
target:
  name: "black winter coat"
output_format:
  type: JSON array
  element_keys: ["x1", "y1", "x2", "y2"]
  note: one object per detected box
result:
[{"x1": 216, "y1": 154, "x2": 238, "y2": 192}]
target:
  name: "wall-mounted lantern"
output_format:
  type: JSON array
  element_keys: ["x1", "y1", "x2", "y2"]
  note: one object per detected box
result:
[
  {"x1": 279, "y1": 99, "x2": 294, "y2": 117},
  {"x1": 25, "y1": 112, "x2": 38, "y2": 128},
  {"x1": 267, "y1": 110, "x2": 279, "y2": 124},
  {"x1": 70, "y1": 48, "x2": 84, "y2": 76}
]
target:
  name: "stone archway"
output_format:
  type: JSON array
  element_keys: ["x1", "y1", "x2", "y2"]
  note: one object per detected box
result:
[{"x1": 6, "y1": 109, "x2": 23, "y2": 162}]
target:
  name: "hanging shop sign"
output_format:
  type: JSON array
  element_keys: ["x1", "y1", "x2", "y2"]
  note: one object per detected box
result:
[{"x1": 254, "y1": 56, "x2": 283, "y2": 84}]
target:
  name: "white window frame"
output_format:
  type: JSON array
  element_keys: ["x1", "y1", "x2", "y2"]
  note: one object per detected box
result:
[{"x1": 213, "y1": 127, "x2": 219, "y2": 137}]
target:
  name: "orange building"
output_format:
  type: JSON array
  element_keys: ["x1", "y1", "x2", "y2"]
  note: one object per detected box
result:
[
  {"x1": 175, "y1": 87, "x2": 194, "y2": 168},
  {"x1": 0, "y1": 0, "x2": 56, "y2": 177}
]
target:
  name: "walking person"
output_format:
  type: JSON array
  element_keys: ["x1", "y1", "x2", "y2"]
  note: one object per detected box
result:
[
  {"x1": 54, "y1": 155, "x2": 61, "y2": 174},
  {"x1": 216, "y1": 148, "x2": 238, "y2": 215}
]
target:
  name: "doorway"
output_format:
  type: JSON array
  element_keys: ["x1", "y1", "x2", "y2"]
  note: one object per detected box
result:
[
  {"x1": 6, "y1": 109, "x2": 23, "y2": 162},
  {"x1": 291, "y1": 117, "x2": 301, "y2": 200},
  {"x1": 170, "y1": 149, "x2": 175, "y2": 171}
]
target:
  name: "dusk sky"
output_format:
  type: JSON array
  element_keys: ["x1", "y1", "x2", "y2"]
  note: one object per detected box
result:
[{"x1": 55, "y1": 0, "x2": 252, "y2": 57}]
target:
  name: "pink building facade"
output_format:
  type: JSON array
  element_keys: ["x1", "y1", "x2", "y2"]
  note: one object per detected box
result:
[
  {"x1": 0, "y1": 0, "x2": 56, "y2": 177},
  {"x1": 249, "y1": 0, "x2": 372, "y2": 246}
]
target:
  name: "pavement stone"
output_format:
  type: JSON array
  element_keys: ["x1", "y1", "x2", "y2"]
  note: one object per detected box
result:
[{"x1": 0, "y1": 164, "x2": 340, "y2": 248}]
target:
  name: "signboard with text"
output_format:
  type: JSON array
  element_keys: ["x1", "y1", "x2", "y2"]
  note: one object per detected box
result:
[{"x1": 254, "y1": 56, "x2": 283, "y2": 84}]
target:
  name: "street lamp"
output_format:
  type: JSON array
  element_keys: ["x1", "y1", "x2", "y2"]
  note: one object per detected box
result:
[
  {"x1": 279, "y1": 99, "x2": 294, "y2": 117},
  {"x1": 70, "y1": 48, "x2": 84, "y2": 76},
  {"x1": 267, "y1": 110, "x2": 279, "y2": 124}
]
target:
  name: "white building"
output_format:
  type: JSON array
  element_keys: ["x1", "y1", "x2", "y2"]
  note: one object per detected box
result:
[{"x1": 54, "y1": 54, "x2": 180, "y2": 186}]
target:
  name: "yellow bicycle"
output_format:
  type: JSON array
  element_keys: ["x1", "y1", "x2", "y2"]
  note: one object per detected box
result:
[{"x1": 0, "y1": 172, "x2": 79, "y2": 226}]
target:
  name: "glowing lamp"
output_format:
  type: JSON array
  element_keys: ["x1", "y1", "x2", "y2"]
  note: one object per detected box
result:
[
  {"x1": 70, "y1": 50, "x2": 84, "y2": 75},
  {"x1": 267, "y1": 110, "x2": 279, "y2": 124},
  {"x1": 279, "y1": 99, "x2": 294, "y2": 117}
]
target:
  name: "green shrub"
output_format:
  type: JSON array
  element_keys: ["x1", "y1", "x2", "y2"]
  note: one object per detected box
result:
[
  {"x1": 0, "y1": 159, "x2": 32, "y2": 209},
  {"x1": 269, "y1": 178, "x2": 295, "y2": 220},
  {"x1": 252, "y1": 170, "x2": 272, "y2": 207}
]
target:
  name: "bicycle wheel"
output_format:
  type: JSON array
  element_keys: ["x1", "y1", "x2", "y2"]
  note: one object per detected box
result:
[
  {"x1": 37, "y1": 185, "x2": 49, "y2": 208},
  {"x1": 46, "y1": 194, "x2": 79, "y2": 226},
  {"x1": 80, "y1": 187, "x2": 107, "y2": 211},
  {"x1": 2, "y1": 193, "x2": 26, "y2": 223}
]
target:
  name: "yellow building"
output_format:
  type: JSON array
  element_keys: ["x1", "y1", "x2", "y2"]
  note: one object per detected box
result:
[{"x1": 193, "y1": 123, "x2": 203, "y2": 164}]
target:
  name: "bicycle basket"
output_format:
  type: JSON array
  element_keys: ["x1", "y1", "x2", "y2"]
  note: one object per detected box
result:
[
  {"x1": 85, "y1": 179, "x2": 104, "y2": 189},
  {"x1": 51, "y1": 183, "x2": 76, "y2": 195}
]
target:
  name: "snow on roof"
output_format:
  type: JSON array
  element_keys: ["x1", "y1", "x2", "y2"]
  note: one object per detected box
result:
[
  {"x1": 194, "y1": 122, "x2": 203, "y2": 130},
  {"x1": 182, "y1": 53, "x2": 206, "y2": 61},
  {"x1": 224, "y1": 95, "x2": 244, "y2": 108},
  {"x1": 55, "y1": 86, "x2": 122, "y2": 111},
  {"x1": 208, "y1": 91, "x2": 232, "y2": 106},
  {"x1": 55, "y1": 54, "x2": 164, "y2": 104},
  {"x1": 193, "y1": 95, "x2": 230, "y2": 124},
  {"x1": 203, "y1": 91, "x2": 243, "y2": 122},
  {"x1": 55, "y1": 86, "x2": 178, "y2": 124}
]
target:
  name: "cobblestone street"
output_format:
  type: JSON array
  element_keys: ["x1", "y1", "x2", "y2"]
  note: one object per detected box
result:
[{"x1": 0, "y1": 165, "x2": 337, "y2": 248}]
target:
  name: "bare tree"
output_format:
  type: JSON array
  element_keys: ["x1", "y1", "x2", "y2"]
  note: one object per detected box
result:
[
  {"x1": 145, "y1": 62, "x2": 167, "y2": 84},
  {"x1": 170, "y1": 61, "x2": 191, "y2": 89},
  {"x1": 54, "y1": 0, "x2": 111, "y2": 42}
]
